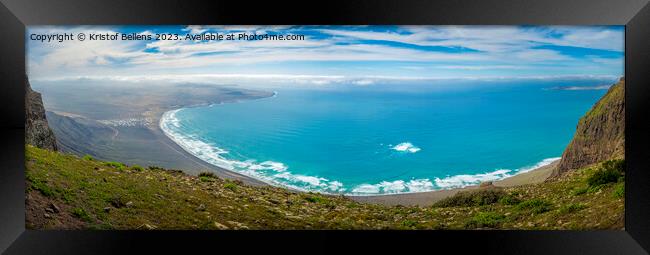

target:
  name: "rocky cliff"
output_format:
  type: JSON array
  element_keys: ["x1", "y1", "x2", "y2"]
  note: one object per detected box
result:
[
  {"x1": 553, "y1": 77, "x2": 625, "y2": 176},
  {"x1": 25, "y1": 77, "x2": 58, "y2": 151}
]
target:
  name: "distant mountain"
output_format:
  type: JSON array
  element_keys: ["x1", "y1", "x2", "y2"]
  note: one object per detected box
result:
[
  {"x1": 25, "y1": 77, "x2": 57, "y2": 151},
  {"x1": 553, "y1": 77, "x2": 625, "y2": 176}
]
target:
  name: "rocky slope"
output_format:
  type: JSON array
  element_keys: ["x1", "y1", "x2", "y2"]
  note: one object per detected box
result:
[
  {"x1": 25, "y1": 77, "x2": 57, "y2": 151},
  {"x1": 554, "y1": 77, "x2": 625, "y2": 176}
]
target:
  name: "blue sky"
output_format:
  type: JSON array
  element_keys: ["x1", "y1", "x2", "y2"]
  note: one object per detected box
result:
[{"x1": 27, "y1": 25, "x2": 624, "y2": 85}]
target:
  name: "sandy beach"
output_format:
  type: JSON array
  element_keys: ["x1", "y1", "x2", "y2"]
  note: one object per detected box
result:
[{"x1": 150, "y1": 111, "x2": 269, "y2": 187}]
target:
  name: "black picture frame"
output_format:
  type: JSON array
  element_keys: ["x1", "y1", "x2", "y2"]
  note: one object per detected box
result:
[{"x1": 1, "y1": 0, "x2": 649, "y2": 254}]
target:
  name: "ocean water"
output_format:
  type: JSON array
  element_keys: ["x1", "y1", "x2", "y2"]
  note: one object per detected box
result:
[{"x1": 160, "y1": 80, "x2": 611, "y2": 195}]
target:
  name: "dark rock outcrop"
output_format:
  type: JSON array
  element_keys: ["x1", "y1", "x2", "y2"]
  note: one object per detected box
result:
[
  {"x1": 553, "y1": 77, "x2": 625, "y2": 177},
  {"x1": 25, "y1": 77, "x2": 58, "y2": 151}
]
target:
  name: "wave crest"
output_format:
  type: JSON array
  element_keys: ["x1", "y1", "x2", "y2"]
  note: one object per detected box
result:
[
  {"x1": 349, "y1": 157, "x2": 560, "y2": 195},
  {"x1": 390, "y1": 142, "x2": 421, "y2": 153}
]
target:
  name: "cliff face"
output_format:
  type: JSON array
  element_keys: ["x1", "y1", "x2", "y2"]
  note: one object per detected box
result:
[
  {"x1": 25, "y1": 77, "x2": 58, "y2": 151},
  {"x1": 553, "y1": 77, "x2": 625, "y2": 176}
]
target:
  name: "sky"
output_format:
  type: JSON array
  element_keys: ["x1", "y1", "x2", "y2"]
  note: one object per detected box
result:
[{"x1": 27, "y1": 25, "x2": 624, "y2": 86}]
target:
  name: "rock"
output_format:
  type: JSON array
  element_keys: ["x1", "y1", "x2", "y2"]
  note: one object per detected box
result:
[
  {"x1": 43, "y1": 213, "x2": 52, "y2": 219},
  {"x1": 25, "y1": 77, "x2": 58, "y2": 151},
  {"x1": 479, "y1": 181, "x2": 494, "y2": 188},
  {"x1": 103, "y1": 207, "x2": 111, "y2": 213},
  {"x1": 125, "y1": 201, "x2": 134, "y2": 208},
  {"x1": 49, "y1": 202, "x2": 61, "y2": 213},
  {"x1": 44, "y1": 207, "x2": 54, "y2": 214},
  {"x1": 213, "y1": 222, "x2": 229, "y2": 230},
  {"x1": 139, "y1": 224, "x2": 157, "y2": 230},
  {"x1": 196, "y1": 204, "x2": 206, "y2": 211},
  {"x1": 287, "y1": 215, "x2": 303, "y2": 221},
  {"x1": 227, "y1": 221, "x2": 249, "y2": 230}
]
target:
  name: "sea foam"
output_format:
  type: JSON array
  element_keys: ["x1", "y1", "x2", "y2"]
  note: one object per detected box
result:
[
  {"x1": 349, "y1": 157, "x2": 560, "y2": 195},
  {"x1": 160, "y1": 109, "x2": 346, "y2": 193},
  {"x1": 390, "y1": 142, "x2": 421, "y2": 153}
]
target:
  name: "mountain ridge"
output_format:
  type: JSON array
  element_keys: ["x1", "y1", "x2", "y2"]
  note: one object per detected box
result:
[{"x1": 553, "y1": 77, "x2": 625, "y2": 177}]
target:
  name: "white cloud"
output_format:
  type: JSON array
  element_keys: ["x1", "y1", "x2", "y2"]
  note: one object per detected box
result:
[{"x1": 27, "y1": 25, "x2": 624, "y2": 81}]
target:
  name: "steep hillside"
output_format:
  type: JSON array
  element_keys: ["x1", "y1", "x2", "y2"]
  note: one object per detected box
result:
[
  {"x1": 45, "y1": 111, "x2": 115, "y2": 156},
  {"x1": 25, "y1": 77, "x2": 58, "y2": 151},
  {"x1": 554, "y1": 77, "x2": 625, "y2": 176},
  {"x1": 25, "y1": 146, "x2": 623, "y2": 230}
]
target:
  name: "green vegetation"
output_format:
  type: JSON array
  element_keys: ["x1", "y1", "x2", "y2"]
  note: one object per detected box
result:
[
  {"x1": 558, "y1": 203, "x2": 587, "y2": 214},
  {"x1": 198, "y1": 172, "x2": 217, "y2": 182},
  {"x1": 465, "y1": 212, "x2": 506, "y2": 228},
  {"x1": 72, "y1": 208, "x2": 92, "y2": 222},
  {"x1": 613, "y1": 183, "x2": 625, "y2": 199},
  {"x1": 516, "y1": 199, "x2": 552, "y2": 215},
  {"x1": 579, "y1": 78, "x2": 624, "y2": 125},
  {"x1": 401, "y1": 219, "x2": 418, "y2": 228},
  {"x1": 198, "y1": 172, "x2": 217, "y2": 178},
  {"x1": 569, "y1": 159, "x2": 625, "y2": 197},
  {"x1": 587, "y1": 164, "x2": 622, "y2": 187},
  {"x1": 25, "y1": 145, "x2": 625, "y2": 230},
  {"x1": 303, "y1": 194, "x2": 329, "y2": 204},
  {"x1": 131, "y1": 165, "x2": 144, "y2": 172},
  {"x1": 29, "y1": 178, "x2": 55, "y2": 197},
  {"x1": 498, "y1": 193, "x2": 521, "y2": 205},
  {"x1": 223, "y1": 182, "x2": 238, "y2": 191},
  {"x1": 602, "y1": 159, "x2": 625, "y2": 173},
  {"x1": 83, "y1": 155, "x2": 94, "y2": 161},
  {"x1": 433, "y1": 189, "x2": 506, "y2": 207},
  {"x1": 104, "y1": 161, "x2": 126, "y2": 171}
]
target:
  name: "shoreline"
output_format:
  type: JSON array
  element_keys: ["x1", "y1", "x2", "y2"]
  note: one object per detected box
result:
[
  {"x1": 151, "y1": 109, "x2": 269, "y2": 187},
  {"x1": 156, "y1": 105, "x2": 560, "y2": 206},
  {"x1": 348, "y1": 160, "x2": 559, "y2": 206}
]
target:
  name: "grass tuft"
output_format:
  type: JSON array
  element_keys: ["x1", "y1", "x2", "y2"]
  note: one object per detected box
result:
[
  {"x1": 587, "y1": 159, "x2": 624, "y2": 187},
  {"x1": 516, "y1": 199, "x2": 552, "y2": 215},
  {"x1": 613, "y1": 183, "x2": 624, "y2": 199},
  {"x1": 558, "y1": 203, "x2": 587, "y2": 214},
  {"x1": 498, "y1": 194, "x2": 521, "y2": 205},
  {"x1": 434, "y1": 189, "x2": 506, "y2": 207},
  {"x1": 224, "y1": 182, "x2": 237, "y2": 191},
  {"x1": 104, "y1": 161, "x2": 126, "y2": 171},
  {"x1": 465, "y1": 212, "x2": 505, "y2": 228},
  {"x1": 148, "y1": 165, "x2": 164, "y2": 171},
  {"x1": 72, "y1": 208, "x2": 92, "y2": 222}
]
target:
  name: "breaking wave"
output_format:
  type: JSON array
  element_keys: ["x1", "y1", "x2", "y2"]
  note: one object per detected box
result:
[
  {"x1": 160, "y1": 109, "x2": 346, "y2": 193},
  {"x1": 349, "y1": 157, "x2": 560, "y2": 195},
  {"x1": 390, "y1": 142, "x2": 421, "y2": 153}
]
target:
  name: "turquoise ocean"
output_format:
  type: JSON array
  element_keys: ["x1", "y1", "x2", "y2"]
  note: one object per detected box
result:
[{"x1": 160, "y1": 79, "x2": 612, "y2": 195}]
